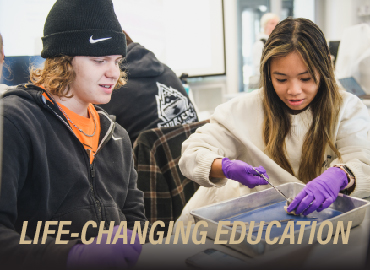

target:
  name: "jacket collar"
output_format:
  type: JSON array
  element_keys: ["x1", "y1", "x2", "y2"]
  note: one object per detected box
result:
[
  {"x1": 96, "y1": 108, "x2": 115, "y2": 149},
  {"x1": 6, "y1": 84, "x2": 115, "y2": 146}
]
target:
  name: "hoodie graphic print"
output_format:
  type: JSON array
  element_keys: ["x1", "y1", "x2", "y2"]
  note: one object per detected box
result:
[
  {"x1": 155, "y1": 82, "x2": 197, "y2": 127},
  {"x1": 99, "y1": 42, "x2": 199, "y2": 143}
]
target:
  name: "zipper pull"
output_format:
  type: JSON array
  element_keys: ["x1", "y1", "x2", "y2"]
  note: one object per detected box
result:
[{"x1": 90, "y1": 164, "x2": 95, "y2": 178}]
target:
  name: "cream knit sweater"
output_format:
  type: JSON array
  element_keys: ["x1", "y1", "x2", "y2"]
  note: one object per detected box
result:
[{"x1": 177, "y1": 88, "x2": 370, "y2": 223}]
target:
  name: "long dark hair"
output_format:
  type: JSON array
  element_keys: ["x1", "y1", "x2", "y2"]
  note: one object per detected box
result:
[{"x1": 260, "y1": 18, "x2": 342, "y2": 183}]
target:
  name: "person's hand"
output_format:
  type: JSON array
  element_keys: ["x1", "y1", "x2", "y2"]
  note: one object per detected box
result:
[
  {"x1": 286, "y1": 167, "x2": 348, "y2": 215},
  {"x1": 67, "y1": 225, "x2": 142, "y2": 269},
  {"x1": 221, "y1": 158, "x2": 269, "y2": 188}
]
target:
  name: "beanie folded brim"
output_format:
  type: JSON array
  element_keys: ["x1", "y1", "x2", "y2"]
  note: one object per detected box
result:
[{"x1": 41, "y1": 29, "x2": 127, "y2": 58}]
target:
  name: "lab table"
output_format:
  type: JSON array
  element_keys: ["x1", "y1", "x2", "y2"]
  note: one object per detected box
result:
[{"x1": 134, "y1": 199, "x2": 370, "y2": 270}]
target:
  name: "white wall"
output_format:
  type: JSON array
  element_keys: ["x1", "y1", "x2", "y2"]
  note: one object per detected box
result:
[
  {"x1": 294, "y1": 0, "x2": 315, "y2": 21},
  {"x1": 224, "y1": 0, "x2": 239, "y2": 95},
  {"x1": 189, "y1": 0, "x2": 239, "y2": 114},
  {"x1": 270, "y1": 0, "x2": 281, "y2": 16},
  {"x1": 0, "y1": 0, "x2": 55, "y2": 56},
  {"x1": 316, "y1": 0, "x2": 370, "y2": 40},
  {"x1": 323, "y1": 0, "x2": 358, "y2": 41}
]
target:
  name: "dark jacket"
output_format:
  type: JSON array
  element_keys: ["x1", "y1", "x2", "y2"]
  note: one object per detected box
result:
[
  {"x1": 0, "y1": 84, "x2": 148, "y2": 270},
  {"x1": 100, "y1": 42, "x2": 198, "y2": 144}
]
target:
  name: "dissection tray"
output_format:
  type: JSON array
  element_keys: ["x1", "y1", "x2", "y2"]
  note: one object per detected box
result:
[{"x1": 191, "y1": 182, "x2": 369, "y2": 257}]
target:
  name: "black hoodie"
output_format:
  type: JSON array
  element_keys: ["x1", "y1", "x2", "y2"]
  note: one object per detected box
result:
[
  {"x1": 100, "y1": 43, "x2": 199, "y2": 144},
  {"x1": 0, "y1": 84, "x2": 148, "y2": 269}
]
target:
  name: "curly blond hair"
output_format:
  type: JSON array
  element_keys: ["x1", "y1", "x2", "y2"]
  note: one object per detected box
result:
[{"x1": 30, "y1": 56, "x2": 126, "y2": 98}]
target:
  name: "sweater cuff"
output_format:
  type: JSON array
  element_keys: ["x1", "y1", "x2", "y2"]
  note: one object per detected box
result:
[
  {"x1": 193, "y1": 154, "x2": 226, "y2": 187},
  {"x1": 343, "y1": 161, "x2": 369, "y2": 198}
]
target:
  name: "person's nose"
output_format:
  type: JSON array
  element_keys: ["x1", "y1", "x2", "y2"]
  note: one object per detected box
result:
[
  {"x1": 106, "y1": 62, "x2": 120, "y2": 81},
  {"x1": 287, "y1": 79, "x2": 302, "y2": 96}
]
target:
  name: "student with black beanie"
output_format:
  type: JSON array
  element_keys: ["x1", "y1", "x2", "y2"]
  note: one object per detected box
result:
[{"x1": 0, "y1": 0, "x2": 147, "y2": 269}]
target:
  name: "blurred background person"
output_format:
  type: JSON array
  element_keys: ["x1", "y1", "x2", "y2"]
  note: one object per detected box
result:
[
  {"x1": 100, "y1": 30, "x2": 199, "y2": 145},
  {"x1": 335, "y1": 23, "x2": 370, "y2": 95},
  {"x1": 0, "y1": 33, "x2": 7, "y2": 94},
  {"x1": 252, "y1": 13, "x2": 280, "y2": 77}
]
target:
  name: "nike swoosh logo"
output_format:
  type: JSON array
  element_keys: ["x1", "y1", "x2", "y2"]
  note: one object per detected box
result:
[
  {"x1": 90, "y1": 35, "x2": 112, "y2": 44},
  {"x1": 112, "y1": 136, "x2": 122, "y2": 141}
]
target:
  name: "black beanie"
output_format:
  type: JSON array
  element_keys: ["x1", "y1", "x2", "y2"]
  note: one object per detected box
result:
[{"x1": 41, "y1": 0, "x2": 126, "y2": 58}]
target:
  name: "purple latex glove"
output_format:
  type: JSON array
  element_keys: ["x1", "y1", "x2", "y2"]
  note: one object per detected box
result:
[
  {"x1": 67, "y1": 225, "x2": 142, "y2": 269},
  {"x1": 221, "y1": 158, "x2": 269, "y2": 188},
  {"x1": 287, "y1": 167, "x2": 348, "y2": 215}
]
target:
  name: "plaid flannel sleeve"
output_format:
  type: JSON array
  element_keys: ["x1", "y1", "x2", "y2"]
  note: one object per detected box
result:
[{"x1": 133, "y1": 121, "x2": 208, "y2": 232}]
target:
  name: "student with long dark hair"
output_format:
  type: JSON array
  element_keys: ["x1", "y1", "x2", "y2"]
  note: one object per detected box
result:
[{"x1": 177, "y1": 18, "x2": 370, "y2": 223}]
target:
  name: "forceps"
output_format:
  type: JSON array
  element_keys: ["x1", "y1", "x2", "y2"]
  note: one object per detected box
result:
[{"x1": 252, "y1": 168, "x2": 293, "y2": 205}]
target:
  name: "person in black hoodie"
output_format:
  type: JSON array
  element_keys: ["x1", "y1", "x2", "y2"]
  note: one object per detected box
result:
[
  {"x1": 0, "y1": 1, "x2": 148, "y2": 269},
  {"x1": 100, "y1": 30, "x2": 199, "y2": 145}
]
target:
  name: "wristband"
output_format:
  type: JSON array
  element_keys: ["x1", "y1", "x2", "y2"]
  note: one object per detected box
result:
[{"x1": 335, "y1": 165, "x2": 355, "y2": 194}]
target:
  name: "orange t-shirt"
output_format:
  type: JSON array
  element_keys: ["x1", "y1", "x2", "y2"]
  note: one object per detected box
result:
[{"x1": 42, "y1": 93, "x2": 101, "y2": 164}]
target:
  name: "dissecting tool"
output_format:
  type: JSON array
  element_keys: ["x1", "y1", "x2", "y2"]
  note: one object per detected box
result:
[{"x1": 252, "y1": 168, "x2": 293, "y2": 204}]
